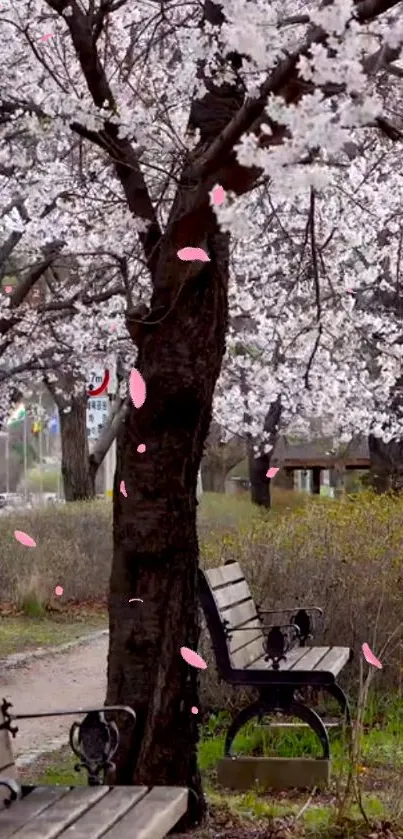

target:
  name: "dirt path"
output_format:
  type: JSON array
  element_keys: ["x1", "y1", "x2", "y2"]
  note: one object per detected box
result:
[{"x1": 1, "y1": 633, "x2": 109, "y2": 763}]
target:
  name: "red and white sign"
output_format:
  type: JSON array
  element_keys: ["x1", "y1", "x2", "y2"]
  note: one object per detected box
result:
[{"x1": 87, "y1": 369, "x2": 110, "y2": 397}]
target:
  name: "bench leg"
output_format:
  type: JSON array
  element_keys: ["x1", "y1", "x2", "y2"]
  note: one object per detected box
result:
[
  {"x1": 324, "y1": 683, "x2": 351, "y2": 726},
  {"x1": 224, "y1": 696, "x2": 330, "y2": 760}
]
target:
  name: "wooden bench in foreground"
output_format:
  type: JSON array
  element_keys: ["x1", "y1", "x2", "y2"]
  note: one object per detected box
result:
[
  {"x1": 0, "y1": 699, "x2": 188, "y2": 838},
  {"x1": 199, "y1": 561, "x2": 353, "y2": 790}
]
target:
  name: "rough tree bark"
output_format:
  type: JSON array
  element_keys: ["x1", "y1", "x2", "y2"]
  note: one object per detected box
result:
[
  {"x1": 47, "y1": 0, "x2": 403, "y2": 828},
  {"x1": 106, "y1": 228, "x2": 229, "y2": 823},
  {"x1": 45, "y1": 376, "x2": 95, "y2": 501},
  {"x1": 369, "y1": 377, "x2": 403, "y2": 492},
  {"x1": 201, "y1": 422, "x2": 244, "y2": 492},
  {"x1": 248, "y1": 397, "x2": 281, "y2": 508},
  {"x1": 58, "y1": 392, "x2": 95, "y2": 501},
  {"x1": 368, "y1": 434, "x2": 403, "y2": 492}
]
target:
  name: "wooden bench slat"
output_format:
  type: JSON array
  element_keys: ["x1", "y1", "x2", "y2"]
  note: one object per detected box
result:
[
  {"x1": 221, "y1": 600, "x2": 260, "y2": 631},
  {"x1": 102, "y1": 786, "x2": 188, "y2": 839},
  {"x1": 9, "y1": 786, "x2": 109, "y2": 839},
  {"x1": 0, "y1": 721, "x2": 15, "y2": 776},
  {"x1": 0, "y1": 704, "x2": 18, "y2": 813},
  {"x1": 0, "y1": 788, "x2": 70, "y2": 839},
  {"x1": 246, "y1": 646, "x2": 314, "y2": 672},
  {"x1": 314, "y1": 647, "x2": 351, "y2": 677},
  {"x1": 59, "y1": 788, "x2": 148, "y2": 839},
  {"x1": 246, "y1": 646, "x2": 351, "y2": 678},
  {"x1": 205, "y1": 563, "x2": 243, "y2": 589},
  {"x1": 231, "y1": 637, "x2": 266, "y2": 669},
  {"x1": 214, "y1": 581, "x2": 252, "y2": 611},
  {"x1": 287, "y1": 647, "x2": 331, "y2": 672},
  {"x1": 230, "y1": 625, "x2": 263, "y2": 656},
  {"x1": 0, "y1": 739, "x2": 15, "y2": 774}
]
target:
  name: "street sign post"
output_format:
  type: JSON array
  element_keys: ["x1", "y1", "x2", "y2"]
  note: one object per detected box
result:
[{"x1": 86, "y1": 396, "x2": 109, "y2": 441}]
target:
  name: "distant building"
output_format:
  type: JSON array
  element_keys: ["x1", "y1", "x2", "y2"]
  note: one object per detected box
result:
[
  {"x1": 225, "y1": 436, "x2": 370, "y2": 496},
  {"x1": 271, "y1": 436, "x2": 369, "y2": 494}
]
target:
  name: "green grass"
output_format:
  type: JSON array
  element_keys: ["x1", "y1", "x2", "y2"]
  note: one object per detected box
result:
[
  {"x1": 199, "y1": 699, "x2": 403, "y2": 772},
  {"x1": 19, "y1": 746, "x2": 85, "y2": 787},
  {"x1": 19, "y1": 701, "x2": 403, "y2": 821},
  {"x1": 0, "y1": 613, "x2": 107, "y2": 657}
]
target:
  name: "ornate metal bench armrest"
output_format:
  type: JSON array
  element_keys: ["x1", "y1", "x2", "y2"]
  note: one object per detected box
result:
[
  {"x1": 257, "y1": 606, "x2": 323, "y2": 645},
  {"x1": 1, "y1": 699, "x2": 136, "y2": 787},
  {"x1": 262, "y1": 623, "x2": 302, "y2": 670},
  {"x1": 257, "y1": 607, "x2": 323, "y2": 616},
  {"x1": 0, "y1": 779, "x2": 22, "y2": 808}
]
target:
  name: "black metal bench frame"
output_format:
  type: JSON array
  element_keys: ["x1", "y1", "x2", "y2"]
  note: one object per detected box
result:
[
  {"x1": 198, "y1": 565, "x2": 353, "y2": 761},
  {"x1": 0, "y1": 698, "x2": 136, "y2": 806}
]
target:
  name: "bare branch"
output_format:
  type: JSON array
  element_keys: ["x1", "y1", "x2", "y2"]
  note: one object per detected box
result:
[{"x1": 89, "y1": 395, "x2": 130, "y2": 474}]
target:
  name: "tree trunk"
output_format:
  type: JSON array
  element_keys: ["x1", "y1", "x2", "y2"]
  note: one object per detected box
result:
[
  {"x1": 368, "y1": 434, "x2": 403, "y2": 493},
  {"x1": 105, "y1": 229, "x2": 229, "y2": 825},
  {"x1": 59, "y1": 394, "x2": 95, "y2": 501},
  {"x1": 312, "y1": 467, "x2": 321, "y2": 495},
  {"x1": 248, "y1": 441, "x2": 271, "y2": 506},
  {"x1": 248, "y1": 397, "x2": 281, "y2": 508},
  {"x1": 45, "y1": 374, "x2": 96, "y2": 502},
  {"x1": 200, "y1": 463, "x2": 226, "y2": 492}
]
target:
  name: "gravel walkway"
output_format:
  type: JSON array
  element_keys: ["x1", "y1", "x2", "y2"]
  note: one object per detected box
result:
[{"x1": 0, "y1": 633, "x2": 109, "y2": 764}]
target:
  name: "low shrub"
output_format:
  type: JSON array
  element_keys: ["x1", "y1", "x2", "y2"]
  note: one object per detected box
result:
[{"x1": 0, "y1": 490, "x2": 402, "y2": 700}]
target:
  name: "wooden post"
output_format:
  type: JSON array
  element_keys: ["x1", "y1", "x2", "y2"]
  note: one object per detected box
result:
[{"x1": 312, "y1": 467, "x2": 321, "y2": 494}]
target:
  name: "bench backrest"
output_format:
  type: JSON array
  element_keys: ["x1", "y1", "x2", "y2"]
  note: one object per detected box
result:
[
  {"x1": 0, "y1": 703, "x2": 17, "y2": 810},
  {"x1": 198, "y1": 562, "x2": 266, "y2": 675}
]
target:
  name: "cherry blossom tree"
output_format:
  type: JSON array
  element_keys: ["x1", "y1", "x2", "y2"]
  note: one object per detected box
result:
[{"x1": 1, "y1": 0, "x2": 403, "y2": 822}]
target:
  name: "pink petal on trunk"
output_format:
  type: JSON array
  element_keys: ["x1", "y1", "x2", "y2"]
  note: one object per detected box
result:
[
  {"x1": 211, "y1": 185, "x2": 225, "y2": 206},
  {"x1": 129, "y1": 368, "x2": 146, "y2": 408},
  {"x1": 55, "y1": 586, "x2": 63, "y2": 596},
  {"x1": 180, "y1": 646, "x2": 207, "y2": 669},
  {"x1": 362, "y1": 642, "x2": 382, "y2": 669},
  {"x1": 177, "y1": 247, "x2": 210, "y2": 262},
  {"x1": 120, "y1": 480, "x2": 128, "y2": 498},
  {"x1": 266, "y1": 467, "x2": 279, "y2": 479},
  {"x1": 14, "y1": 530, "x2": 36, "y2": 547}
]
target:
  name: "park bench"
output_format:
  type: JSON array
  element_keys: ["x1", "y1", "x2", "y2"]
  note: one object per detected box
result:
[
  {"x1": 0, "y1": 698, "x2": 188, "y2": 838},
  {"x1": 199, "y1": 561, "x2": 353, "y2": 790}
]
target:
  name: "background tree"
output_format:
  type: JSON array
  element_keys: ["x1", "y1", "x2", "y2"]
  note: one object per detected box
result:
[{"x1": 1, "y1": 0, "x2": 403, "y2": 826}]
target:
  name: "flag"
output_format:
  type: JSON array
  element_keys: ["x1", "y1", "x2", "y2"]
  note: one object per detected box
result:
[
  {"x1": 48, "y1": 413, "x2": 59, "y2": 434},
  {"x1": 7, "y1": 403, "x2": 26, "y2": 426}
]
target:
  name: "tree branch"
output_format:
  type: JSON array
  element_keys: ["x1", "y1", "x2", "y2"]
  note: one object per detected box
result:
[
  {"x1": 0, "y1": 243, "x2": 64, "y2": 337},
  {"x1": 89, "y1": 395, "x2": 130, "y2": 474},
  {"x1": 189, "y1": 0, "x2": 403, "y2": 185},
  {"x1": 44, "y1": 0, "x2": 162, "y2": 281}
]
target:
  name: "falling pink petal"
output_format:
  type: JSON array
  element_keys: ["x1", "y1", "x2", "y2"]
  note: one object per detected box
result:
[
  {"x1": 129, "y1": 598, "x2": 144, "y2": 603},
  {"x1": 110, "y1": 323, "x2": 117, "y2": 332},
  {"x1": 120, "y1": 480, "x2": 128, "y2": 498},
  {"x1": 180, "y1": 646, "x2": 207, "y2": 670},
  {"x1": 137, "y1": 443, "x2": 146, "y2": 453},
  {"x1": 55, "y1": 586, "x2": 64, "y2": 596},
  {"x1": 191, "y1": 706, "x2": 199, "y2": 714},
  {"x1": 129, "y1": 368, "x2": 147, "y2": 409},
  {"x1": 14, "y1": 530, "x2": 36, "y2": 548},
  {"x1": 362, "y1": 642, "x2": 382, "y2": 669},
  {"x1": 41, "y1": 34, "x2": 53, "y2": 41},
  {"x1": 4, "y1": 286, "x2": 12, "y2": 293},
  {"x1": 177, "y1": 247, "x2": 210, "y2": 263},
  {"x1": 266, "y1": 467, "x2": 279, "y2": 479},
  {"x1": 211, "y1": 185, "x2": 225, "y2": 206}
]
